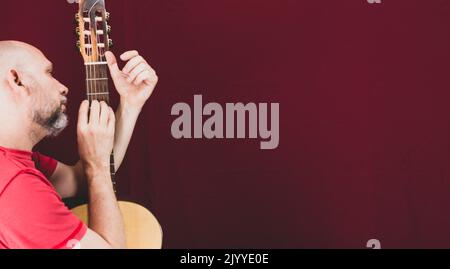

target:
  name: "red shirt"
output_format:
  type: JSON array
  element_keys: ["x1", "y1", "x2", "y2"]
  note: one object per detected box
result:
[{"x1": 0, "y1": 146, "x2": 87, "y2": 249}]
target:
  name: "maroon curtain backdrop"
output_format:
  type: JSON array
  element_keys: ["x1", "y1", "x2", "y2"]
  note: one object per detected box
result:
[{"x1": 3, "y1": 0, "x2": 450, "y2": 248}]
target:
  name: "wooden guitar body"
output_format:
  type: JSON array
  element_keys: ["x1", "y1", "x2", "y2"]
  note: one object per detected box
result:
[{"x1": 72, "y1": 201, "x2": 163, "y2": 249}]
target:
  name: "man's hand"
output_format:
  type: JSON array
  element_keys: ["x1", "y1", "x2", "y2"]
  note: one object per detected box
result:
[
  {"x1": 105, "y1": 50, "x2": 158, "y2": 111},
  {"x1": 76, "y1": 100, "x2": 125, "y2": 249},
  {"x1": 77, "y1": 100, "x2": 115, "y2": 176}
]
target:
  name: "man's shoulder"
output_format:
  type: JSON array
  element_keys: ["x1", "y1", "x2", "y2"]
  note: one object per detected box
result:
[{"x1": 0, "y1": 153, "x2": 48, "y2": 196}]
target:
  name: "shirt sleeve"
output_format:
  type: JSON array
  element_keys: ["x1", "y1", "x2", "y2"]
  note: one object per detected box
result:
[
  {"x1": 0, "y1": 170, "x2": 87, "y2": 249},
  {"x1": 32, "y1": 152, "x2": 58, "y2": 179}
]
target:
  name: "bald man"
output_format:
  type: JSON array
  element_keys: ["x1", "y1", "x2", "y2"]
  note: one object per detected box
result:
[{"x1": 0, "y1": 41, "x2": 158, "y2": 249}]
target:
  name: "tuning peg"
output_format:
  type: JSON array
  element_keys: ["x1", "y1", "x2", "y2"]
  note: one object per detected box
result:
[
  {"x1": 108, "y1": 39, "x2": 114, "y2": 48},
  {"x1": 74, "y1": 27, "x2": 80, "y2": 37},
  {"x1": 74, "y1": 13, "x2": 80, "y2": 25},
  {"x1": 107, "y1": 25, "x2": 112, "y2": 34},
  {"x1": 76, "y1": 40, "x2": 81, "y2": 50},
  {"x1": 105, "y1": 12, "x2": 110, "y2": 21}
]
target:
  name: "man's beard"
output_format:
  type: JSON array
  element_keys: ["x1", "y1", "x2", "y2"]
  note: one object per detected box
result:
[{"x1": 32, "y1": 105, "x2": 68, "y2": 137}]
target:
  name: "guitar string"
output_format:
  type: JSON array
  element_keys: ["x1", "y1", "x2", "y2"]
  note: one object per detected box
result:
[
  {"x1": 99, "y1": 14, "x2": 115, "y2": 178},
  {"x1": 87, "y1": 12, "x2": 93, "y2": 103},
  {"x1": 88, "y1": 12, "x2": 96, "y2": 102},
  {"x1": 88, "y1": 0, "x2": 101, "y2": 103},
  {"x1": 94, "y1": 9, "x2": 116, "y2": 183},
  {"x1": 93, "y1": 11, "x2": 106, "y2": 103},
  {"x1": 97, "y1": 15, "x2": 107, "y2": 104}
]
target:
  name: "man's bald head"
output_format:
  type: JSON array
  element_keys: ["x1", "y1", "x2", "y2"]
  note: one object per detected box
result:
[
  {"x1": 0, "y1": 41, "x2": 51, "y2": 80},
  {"x1": 0, "y1": 40, "x2": 68, "y2": 139}
]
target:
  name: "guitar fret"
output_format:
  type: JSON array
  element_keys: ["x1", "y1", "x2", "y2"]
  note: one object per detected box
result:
[
  {"x1": 86, "y1": 78, "x2": 108, "y2": 81},
  {"x1": 87, "y1": 92, "x2": 110, "y2": 95},
  {"x1": 85, "y1": 61, "x2": 108, "y2": 65}
]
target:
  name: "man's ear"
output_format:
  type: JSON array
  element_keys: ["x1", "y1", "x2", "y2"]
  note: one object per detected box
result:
[
  {"x1": 6, "y1": 69, "x2": 29, "y2": 97},
  {"x1": 9, "y1": 69, "x2": 23, "y2": 87}
]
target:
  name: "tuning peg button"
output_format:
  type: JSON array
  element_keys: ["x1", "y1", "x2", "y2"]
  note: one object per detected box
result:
[
  {"x1": 76, "y1": 41, "x2": 81, "y2": 50},
  {"x1": 105, "y1": 12, "x2": 110, "y2": 21},
  {"x1": 74, "y1": 13, "x2": 80, "y2": 25},
  {"x1": 108, "y1": 39, "x2": 114, "y2": 49}
]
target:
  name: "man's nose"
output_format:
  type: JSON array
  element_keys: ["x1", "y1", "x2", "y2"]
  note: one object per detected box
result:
[{"x1": 59, "y1": 83, "x2": 69, "y2": 96}]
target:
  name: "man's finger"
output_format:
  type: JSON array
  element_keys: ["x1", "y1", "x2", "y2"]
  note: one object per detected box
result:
[
  {"x1": 107, "y1": 106, "x2": 116, "y2": 134},
  {"x1": 120, "y1": 50, "x2": 139, "y2": 61},
  {"x1": 99, "y1": 101, "x2": 109, "y2": 126},
  {"x1": 105, "y1": 51, "x2": 121, "y2": 78},
  {"x1": 122, "y1": 56, "x2": 145, "y2": 74},
  {"x1": 127, "y1": 62, "x2": 148, "y2": 83},
  {"x1": 78, "y1": 100, "x2": 89, "y2": 128},
  {"x1": 89, "y1": 100, "x2": 100, "y2": 125},
  {"x1": 134, "y1": 70, "x2": 152, "y2": 86}
]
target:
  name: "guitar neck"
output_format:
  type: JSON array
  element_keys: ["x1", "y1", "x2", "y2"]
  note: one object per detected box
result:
[
  {"x1": 85, "y1": 62, "x2": 117, "y2": 193},
  {"x1": 85, "y1": 62, "x2": 110, "y2": 102}
]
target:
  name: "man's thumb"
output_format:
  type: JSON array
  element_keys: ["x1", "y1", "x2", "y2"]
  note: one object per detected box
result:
[{"x1": 105, "y1": 51, "x2": 121, "y2": 77}]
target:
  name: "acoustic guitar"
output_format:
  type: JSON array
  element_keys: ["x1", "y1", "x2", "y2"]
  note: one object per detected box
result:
[{"x1": 70, "y1": 0, "x2": 163, "y2": 249}]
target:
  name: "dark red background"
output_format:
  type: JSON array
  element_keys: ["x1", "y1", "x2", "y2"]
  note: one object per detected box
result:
[{"x1": 3, "y1": 0, "x2": 450, "y2": 248}]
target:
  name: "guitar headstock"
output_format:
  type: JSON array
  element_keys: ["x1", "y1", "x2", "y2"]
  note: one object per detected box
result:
[{"x1": 75, "y1": 0, "x2": 112, "y2": 63}]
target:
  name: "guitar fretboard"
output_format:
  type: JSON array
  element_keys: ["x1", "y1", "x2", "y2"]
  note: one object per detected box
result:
[
  {"x1": 85, "y1": 61, "x2": 117, "y2": 193},
  {"x1": 85, "y1": 62, "x2": 110, "y2": 102}
]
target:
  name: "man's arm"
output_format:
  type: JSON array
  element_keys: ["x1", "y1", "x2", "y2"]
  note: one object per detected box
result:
[
  {"x1": 50, "y1": 161, "x2": 83, "y2": 199},
  {"x1": 50, "y1": 50, "x2": 157, "y2": 199},
  {"x1": 77, "y1": 100, "x2": 125, "y2": 249}
]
